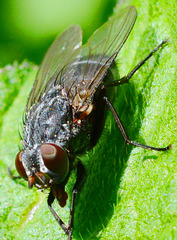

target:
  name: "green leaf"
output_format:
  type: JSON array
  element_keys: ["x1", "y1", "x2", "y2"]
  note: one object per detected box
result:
[{"x1": 0, "y1": 0, "x2": 177, "y2": 240}]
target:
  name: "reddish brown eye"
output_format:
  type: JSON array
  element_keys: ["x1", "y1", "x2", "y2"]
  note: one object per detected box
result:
[
  {"x1": 41, "y1": 143, "x2": 69, "y2": 177},
  {"x1": 15, "y1": 151, "x2": 28, "y2": 180}
]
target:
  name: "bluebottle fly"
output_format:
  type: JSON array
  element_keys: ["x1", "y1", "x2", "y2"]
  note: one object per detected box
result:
[{"x1": 14, "y1": 5, "x2": 169, "y2": 240}]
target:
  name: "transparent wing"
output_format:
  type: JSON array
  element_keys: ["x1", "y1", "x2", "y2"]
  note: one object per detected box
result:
[
  {"x1": 81, "y1": 6, "x2": 137, "y2": 94},
  {"x1": 26, "y1": 25, "x2": 82, "y2": 111},
  {"x1": 55, "y1": 6, "x2": 137, "y2": 102}
]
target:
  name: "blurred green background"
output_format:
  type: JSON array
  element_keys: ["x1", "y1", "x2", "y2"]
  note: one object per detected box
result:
[{"x1": 0, "y1": 0, "x2": 116, "y2": 67}]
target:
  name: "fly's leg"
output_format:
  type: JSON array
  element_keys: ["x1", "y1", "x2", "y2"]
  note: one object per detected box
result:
[
  {"x1": 8, "y1": 167, "x2": 22, "y2": 180},
  {"x1": 103, "y1": 40, "x2": 169, "y2": 151},
  {"x1": 68, "y1": 161, "x2": 86, "y2": 240},
  {"x1": 105, "y1": 40, "x2": 167, "y2": 87},
  {"x1": 48, "y1": 191, "x2": 69, "y2": 235},
  {"x1": 103, "y1": 96, "x2": 169, "y2": 151},
  {"x1": 48, "y1": 161, "x2": 86, "y2": 240}
]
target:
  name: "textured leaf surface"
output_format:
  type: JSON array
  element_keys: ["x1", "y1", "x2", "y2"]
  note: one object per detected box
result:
[{"x1": 0, "y1": 0, "x2": 176, "y2": 239}]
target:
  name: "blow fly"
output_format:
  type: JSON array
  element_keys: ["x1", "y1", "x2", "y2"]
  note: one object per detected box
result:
[{"x1": 14, "y1": 5, "x2": 169, "y2": 240}]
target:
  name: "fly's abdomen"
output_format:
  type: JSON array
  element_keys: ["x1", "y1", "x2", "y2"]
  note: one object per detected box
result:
[{"x1": 68, "y1": 61, "x2": 118, "y2": 155}]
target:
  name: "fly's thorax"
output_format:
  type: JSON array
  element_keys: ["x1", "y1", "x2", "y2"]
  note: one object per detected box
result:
[{"x1": 23, "y1": 86, "x2": 73, "y2": 149}]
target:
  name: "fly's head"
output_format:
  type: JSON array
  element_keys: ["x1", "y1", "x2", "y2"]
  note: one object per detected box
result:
[{"x1": 15, "y1": 143, "x2": 69, "y2": 205}]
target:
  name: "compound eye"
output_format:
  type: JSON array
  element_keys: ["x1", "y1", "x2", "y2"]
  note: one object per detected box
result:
[
  {"x1": 15, "y1": 151, "x2": 27, "y2": 180},
  {"x1": 41, "y1": 143, "x2": 69, "y2": 177}
]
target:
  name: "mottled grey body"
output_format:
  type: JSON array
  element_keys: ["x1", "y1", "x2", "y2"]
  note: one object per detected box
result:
[
  {"x1": 24, "y1": 87, "x2": 72, "y2": 150},
  {"x1": 21, "y1": 59, "x2": 117, "y2": 179}
]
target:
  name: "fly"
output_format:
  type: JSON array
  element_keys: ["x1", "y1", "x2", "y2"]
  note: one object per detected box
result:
[{"x1": 13, "y1": 5, "x2": 169, "y2": 240}]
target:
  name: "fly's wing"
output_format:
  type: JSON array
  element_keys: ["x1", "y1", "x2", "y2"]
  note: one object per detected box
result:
[
  {"x1": 81, "y1": 5, "x2": 137, "y2": 96},
  {"x1": 55, "y1": 6, "x2": 137, "y2": 103},
  {"x1": 26, "y1": 25, "x2": 82, "y2": 111}
]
